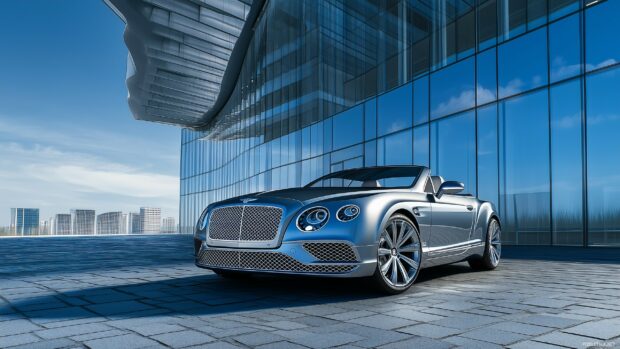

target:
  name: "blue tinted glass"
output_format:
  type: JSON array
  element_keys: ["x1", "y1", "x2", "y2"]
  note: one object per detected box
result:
[
  {"x1": 413, "y1": 76, "x2": 429, "y2": 125},
  {"x1": 499, "y1": 89, "x2": 550, "y2": 245},
  {"x1": 477, "y1": 48, "x2": 497, "y2": 105},
  {"x1": 364, "y1": 99, "x2": 377, "y2": 140},
  {"x1": 477, "y1": 103, "x2": 499, "y2": 205},
  {"x1": 430, "y1": 57, "x2": 475, "y2": 119},
  {"x1": 377, "y1": 83, "x2": 413, "y2": 136},
  {"x1": 413, "y1": 125, "x2": 429, "y2": 167},
  {"x1": 430, "y1": 111, "x2": 476, "y2": 193},
  {"x1": 549, "y1": 0, "x2": 579, "y2": 21},
  {"x1": 550, "y1": 78, "x2": 583, "y2": 246},
  {"x1": 364, "y1": 141, "x2": 377, "y2": 167},
  {"x1": 585, "y1": 0, "x2": 620, "y2": 72},
  {"x1": 498, "y1": 28, "x2": 548, "y2": 99},
  {"x1": 586, "y1": 66, "x2": 620, "y2": 246},
  {"x1": 333, "y1": 105, "x2": 363, "y2": 150},
  {"x1": 549, "y1": 13, "x2": 581, "y2": 83},
  {"x1": 378, "y1": 129, "x2": 413, "y2": 166}
]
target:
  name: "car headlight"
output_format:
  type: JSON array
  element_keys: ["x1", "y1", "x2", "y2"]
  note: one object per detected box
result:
[
  {"x1": 297, "y1": 207, "x2": 329, "y2": 231},
  {"x1": 195, "y1": 209, "x2": 209, "y2": 239},
  {"x1": 337, "y1": 205, "x2": 360, "y2": 222}
]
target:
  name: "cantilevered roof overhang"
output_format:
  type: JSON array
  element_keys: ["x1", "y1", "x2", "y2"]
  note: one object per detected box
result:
[{"x1": 105, "y1": 0, "x2": 263, "y2": 127}]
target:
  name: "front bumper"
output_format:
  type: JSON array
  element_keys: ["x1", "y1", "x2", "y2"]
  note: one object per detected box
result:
[{"x1": 195, "y1": 241, "x2": 377, "y2": 278}]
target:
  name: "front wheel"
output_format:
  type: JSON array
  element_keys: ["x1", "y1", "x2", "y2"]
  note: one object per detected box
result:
[
  {"x1": 468, "y1": 218, "x2": 501, "y2": 270},
  {"x1": 372, "y1": 214, "x2": 422, "y2": 294}
]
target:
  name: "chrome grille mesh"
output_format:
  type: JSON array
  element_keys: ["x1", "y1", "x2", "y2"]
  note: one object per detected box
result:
[
  {"x1": 240, "y1": 206, "x2": 282, "y2": 241},
  {"x1": 208, "y1": 206, "x2": 243, "y2": 240},
  {"x1": 208, "y1": 205, "x2": 282, "y2": 241},
  {"x1": 197, "y1": 248, "x2": 356, "y2": 274},
  {"x1": 303, "y1": 243, "x2": 358, "y2": 262}
]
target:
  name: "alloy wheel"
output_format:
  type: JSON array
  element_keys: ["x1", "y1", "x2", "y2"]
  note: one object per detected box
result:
[{"x1": 377, "y1": 218, "x2": 421, "y2": 288}]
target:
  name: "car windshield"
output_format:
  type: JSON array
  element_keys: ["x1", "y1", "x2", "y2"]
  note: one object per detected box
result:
[{"x1": 306, "y1": 167, "x2": 423, "y2": 189}]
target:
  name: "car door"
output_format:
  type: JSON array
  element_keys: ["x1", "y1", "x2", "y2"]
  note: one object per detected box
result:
[{"x1": 428, "y1": 176, "x2": 476, "y2": 249}]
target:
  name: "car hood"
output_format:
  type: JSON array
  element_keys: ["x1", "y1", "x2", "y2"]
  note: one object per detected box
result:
[{"x1": 250, "y1": 187, "x2": 397, "y2": 204}]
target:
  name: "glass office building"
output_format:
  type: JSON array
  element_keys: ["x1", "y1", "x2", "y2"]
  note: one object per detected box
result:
[
  {"x1": 10, "y1": 208, "x2": 40, "y2": 236},
  {"x1": 110, "y1": 0, "x2": 620, "y2": 246}
]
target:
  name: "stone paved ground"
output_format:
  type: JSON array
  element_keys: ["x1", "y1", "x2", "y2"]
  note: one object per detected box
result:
[{"x1": 1, "y1": 235, "x2": 619, "y2": 349}]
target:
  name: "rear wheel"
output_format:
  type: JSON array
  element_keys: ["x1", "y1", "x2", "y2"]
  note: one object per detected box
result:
[
  {"x1": 372, "y1": 214, "x2": 422, "y2": 294},
  {"x1": 469, "y1": 218, "x2": 501, "y2": 270}
]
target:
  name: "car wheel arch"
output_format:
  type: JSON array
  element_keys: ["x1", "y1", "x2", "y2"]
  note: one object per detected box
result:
[{"x1": 375, "y1": 204, "x2": 420, "y2": 242}]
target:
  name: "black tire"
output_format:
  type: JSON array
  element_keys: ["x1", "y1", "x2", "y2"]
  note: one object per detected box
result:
[
  {"x1": 468, "y1": 218, "x2": 501, "y2": 270},
  {"x1": 372, "y1": 214, "x2": 422, "y2": 294},
  {"x1": 212, "y1": 269, "x2": 252, "y2": 279}
]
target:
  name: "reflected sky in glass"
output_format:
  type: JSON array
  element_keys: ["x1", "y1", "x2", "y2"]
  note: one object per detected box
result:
[
  {"x1": 498, "y1": 28, "x2": 548, "y2": 99},
  {"x1": 430, "y1": 57, "x2": 475, "y2": 119},
  {"x1": 549, "y1": 13, "x2": 582, "y2": 83}
]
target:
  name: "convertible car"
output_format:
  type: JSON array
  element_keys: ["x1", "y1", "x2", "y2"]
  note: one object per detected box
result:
[{"x1": 194, "y1": 165, "x2": 501, "y2": 293}]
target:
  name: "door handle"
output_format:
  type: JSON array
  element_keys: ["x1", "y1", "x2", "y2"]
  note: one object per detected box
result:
[{"x1": 466, "y1": 205, "x2": 474, "y2": 211}]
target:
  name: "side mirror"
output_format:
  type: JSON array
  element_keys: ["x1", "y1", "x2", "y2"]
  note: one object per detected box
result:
[{"x1": 436, "y1": 181, "x2": 464, "y2": 199}]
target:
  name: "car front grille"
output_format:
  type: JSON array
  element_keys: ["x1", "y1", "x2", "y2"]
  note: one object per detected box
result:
[
  {"x1": 197, "y1": 248, "x2": 356, "y2": 274},
  {"x1": 303, "y1": 242, "x2": 358, "y2": 262},
  {"x1": 208, "y1": 205, "x2": 282, "y2": 241}
]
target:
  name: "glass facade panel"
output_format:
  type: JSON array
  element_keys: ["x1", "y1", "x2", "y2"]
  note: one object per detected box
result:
[
  {"x1": 477, "y1": 48, "x2": 497, "y2": 105},
  {"x1": 499, "y1": 89, "x2": 550, "y2": 245},
  {"x1": 430, "y1": 57, "x2": 475, "y2": 119},
  {"x1": 585, "y1": 0, "x2": 620, "y2": 72},
  {"x1": 333, "y1": 105, "x2": 363, "y2": 150},
  {"x1": 174, "y1": 0, "x2": 620, "y2": 248},
  {"x1": 430, "y1": 111, "x2": 476, "y2": 194},
  {"x1": 377, "y1": 83, "x2": 412, "y2": 136},
  {"x1": 550, "y1": 79, "x2": 583, "y2": 246},
  {"x1": 549, "y1": 13, "x2": 581, "y2": 83},
  {"x1": 498, "y1": 28, "x2": 548, "y2": 99},
  {"x1": 477, "y1": 103, "x2": 499, "y2": 206},
  {"x1": 587, "y1": 65, "x2": 620, "y2": 246}
]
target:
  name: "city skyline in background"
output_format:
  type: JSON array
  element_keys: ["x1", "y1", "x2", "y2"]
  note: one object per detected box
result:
[{"x1": 0, "y1": 0, "x2": 181, "y2": 225}]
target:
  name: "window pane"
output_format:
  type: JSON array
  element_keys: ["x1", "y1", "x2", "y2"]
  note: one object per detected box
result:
[
  {"x1": 477, "y1": 48, "x2": 497, "y2": 105},
  {"x1": 550, "y1": 79, "x2": 583, "y2": 246},
  {"x1": 586, "y1": 66, "x2": 620, "y2": 246},
  {"x1": 430, "y1": 111, "x2": 476, "y2": 193},
  {"x1": 549, "y1": 0, "x2": 579, "y2": 21},
  {"x1": 498, "y1": 28, "x2": 548, "y2": 99},
  {"x1": 498, "y1": 0, "x2": 527, "y2": 41},
  {"x1": 413, "y1": 76, "x2": 429, "y2": 125},
  {"x1": 332, "y1": 105, "x2": 363, "y2": 150},
  {"x1": 430, "y1": 57, "x2": 475, "y2": 119},
  {"x1": 499, "y1": 89, "x2": 550, "y2": 245},
  {"x1": 377, "y1": 83, "x2": 413, "y2": 136},
  {"x1": 478, "y1": 0, "x2": 497, "y2": 50},
  {"x1": 364, "y1": 99, "x2": 377, "y2": 140},
  {"x1": 585, "y1": 0, "x2": 620, "y2": 72},
  {"x1": 477, "y1": 103, "x2": 499, "y2": 206},
  {"x1": 377, "y1": 129, "x2": 413, "y2": 166},
  {"x1": 413, "y1": 125, "x2": 429, "y2": 167},
  {"x1": 549, "y1": 13, "x2": 581, "y2": 83},
  {"x1": 456, "y1": 2, "x2": 476, "y2": 59},
  {"x1": 527, "y1": 0, "x2": 547, "y2": 30}
]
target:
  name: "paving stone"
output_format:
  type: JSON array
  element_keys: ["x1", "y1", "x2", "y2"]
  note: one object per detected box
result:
[
  {"x1": 86, "y1": 300, "x2": 155, "y2": 316},
  {"x1": 288, "y1": 331, "x2": 364, "y2": 349},
  {"x1": 533, "y1": 331, "x2": 602, "y2": 348},
  {"x1": 430, "y1": 314, "x2": 497, "y2": 330},
  {"x1": 132, "y1": 323, "x2": 186, "y2": 336},
  {"x1": 233, "y1": 332, "x2": 287, "y2": 346},
  {"x1": 8, "y1": 338, "x2": 77, "y2": 349},
  {"x1": 0, "y1": 319, "x2": 41, "y2": 336},
  {"x1": 263, "y1": 320, "x2": 308, "y2": 330},
  {"x1": 398, "y1": 323, "x2": 462, "y2": 338},
  {"x1": 460, "y1": 328, "x2": 527, "y2": 345},
  {"x1": 514, "y1": 315, "x2": 583, "y2": 329},
  {"x1": 152, "y1": 330, "x2": 216, "y2": 348},
  {"x1": 0, "y1": 333, "x2": 40, "y2": 347},
  {"x1": 377, "y1": 336, "x2": 452, "y2": 349},
  {"x1": 255, "y1": 341, "x2": 309, "y2": 349},
  {"x1": 562, "y1": 318, "x2": 620, "y2": 340},
  {"x1": 347, "y1": 314, "x2": 415, "y2": 330},
  {"x1": 486, "y1": 321, "x2": 552, "y2": 336},
  {"x1": 35, "y1": 322, "x2": 111, "y2": 339},
  {"x1": 85, "y1": 333, "x2": 160, "y2": 349},
  {"x1": 508, "y1": 340, "x2": 566, "y2": 349},
  {"x1": 444, "y1": 336, "x2": 504, "y2": 349}
]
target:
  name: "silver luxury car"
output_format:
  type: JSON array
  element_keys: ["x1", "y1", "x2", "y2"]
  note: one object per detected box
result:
[{"x1": 194, "y1": 165, "x2": 501, "y2": 293}]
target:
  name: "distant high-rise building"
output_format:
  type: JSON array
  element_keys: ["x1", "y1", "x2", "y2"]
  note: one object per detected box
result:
[
  {"x1": 162, "y1": 217, "x2": 176, "y2": 234},
  {"x1": 96, "y1": 212, "x2": 124, "y2": 235},
  {"x1": 128, "y1": 212, "x2": 141, "y2": 234},
  {"x1": 39, "y1": 220, "x2": 50, "y2": 235},
  {"x1": 10, "y1": 208, "x2": 39, "y2": 236},
  {"x1": 140, "y1": 207, "x2": 161, "y2": 233},
  {"x1": 121, "y1": 213, "x2": 128, "y2": 234},
  {"x1": 70, "y1": 209, "x2": 95, "y2": 235},
  {"x1": 52, "y1": 214, "x2": 71, "y2": 235}
]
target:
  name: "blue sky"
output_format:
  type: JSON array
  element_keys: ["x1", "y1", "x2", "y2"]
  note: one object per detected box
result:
[{"x1": 0, "y1": 0, "x2": 180, "y2": 225}]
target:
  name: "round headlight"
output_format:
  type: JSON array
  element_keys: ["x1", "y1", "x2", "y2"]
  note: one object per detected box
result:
[
  {"x1": 199, "y1": 211, "x2": 209, "y2": 231},
  {"x1": 337, "y1": 205, "x2": 360, "y2": 222},
  {"x1": 297, "y1": 207, "x2": 329, "y2": 231}
]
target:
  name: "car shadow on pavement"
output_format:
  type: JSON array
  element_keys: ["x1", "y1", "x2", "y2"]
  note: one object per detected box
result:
[{"x1": 0, "y1": 264, "x2": 473, "y2": 320}]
